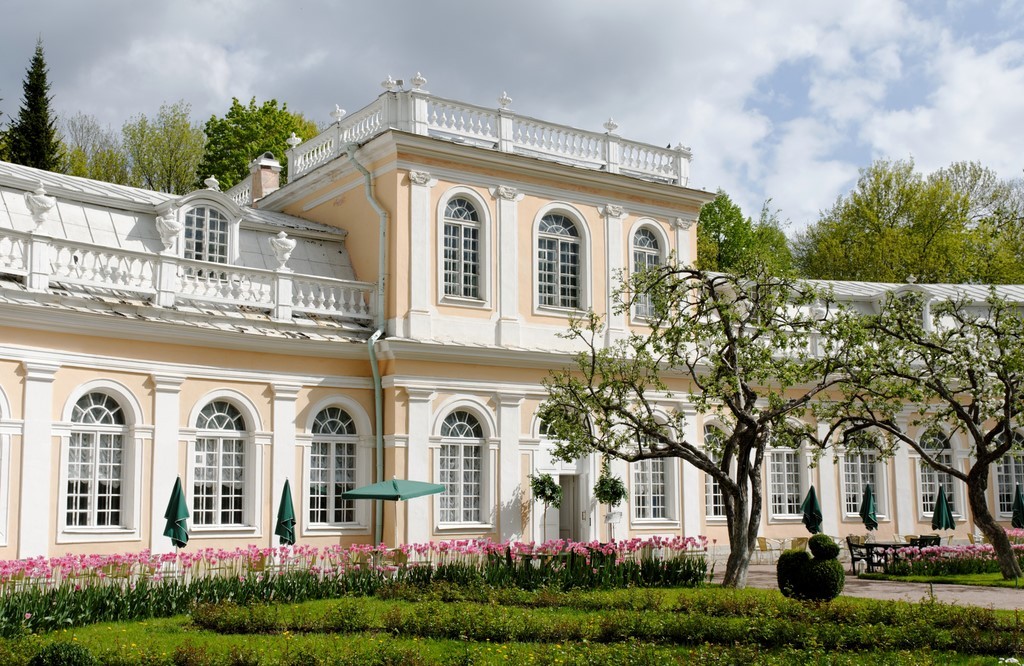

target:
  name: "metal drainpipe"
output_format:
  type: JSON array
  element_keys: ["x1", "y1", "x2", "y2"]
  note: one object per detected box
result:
[{"x1": 347, "y1": 143, "x2": 388, "y2": 545}]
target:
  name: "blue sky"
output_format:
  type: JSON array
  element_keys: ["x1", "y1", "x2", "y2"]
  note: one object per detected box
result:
[{"x1": 1, "y1": 0, "x2": 1022, "y2": 234}]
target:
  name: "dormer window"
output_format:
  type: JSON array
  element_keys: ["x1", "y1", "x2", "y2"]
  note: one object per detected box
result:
[{"x1": 184, "y1": 206, "x2": 229, "y2": 264}]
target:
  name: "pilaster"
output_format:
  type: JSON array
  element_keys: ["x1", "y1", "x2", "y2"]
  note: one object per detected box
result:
[
  {"x1": 407, "y1": 170, "x2": 438, "y2": 340},
  {"x1": 405, "y1": 388, "x2": 435, "y2": 544},
  {"x1": 271, "y1": 383, "x2": 301, "y2": 546},
  {"x1": 150, "y1": 374, "x2": 184, "y2": 553},
  {"x1": 600, "y1": 204, "x2": 628, "y2": 345},
  {"x1": 816, "y1": 421, "x2": 840, "y2": 536},
  {"x1": 491, "y1": 185, "x2": 524, "y2": 347},
  {"x1": 671, "y1": 215, "x2": 697, "y2": 266},
  {"x1": 678, "y1": 406, "x2": 701, "y2": 537},
  {"x1": 19, "y1": 361, "x2": 59, "y2": 558},
  {"x1": 496, "y1": 393, "x2": 523, "y2": 541},
  {"x1": 892, "y1": 414, "x2": 915, "y2": 535}
]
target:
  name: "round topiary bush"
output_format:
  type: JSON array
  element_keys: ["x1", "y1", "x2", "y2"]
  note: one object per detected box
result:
[
  {"x1": 776, "y1": 549, "x2": 811, "y2": 598},
  {"x1": 808, "y1": 533, "x2": 840, "y2": 560},
  {"x1": 28, "y1": 642, "x2": 98, "y2": 666},
  {"x1": 776, "y1": 535, "x2": 845, "y2": 602}
]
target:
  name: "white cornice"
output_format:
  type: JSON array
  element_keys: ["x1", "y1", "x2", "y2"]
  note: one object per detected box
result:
[{"x1": 379, "y1": 338, "x2": 577, "y2": 371}]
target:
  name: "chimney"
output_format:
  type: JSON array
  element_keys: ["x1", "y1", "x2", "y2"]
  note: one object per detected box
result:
[{"x1": 249, "y1": 152, "x2": 282, "y2": 204}]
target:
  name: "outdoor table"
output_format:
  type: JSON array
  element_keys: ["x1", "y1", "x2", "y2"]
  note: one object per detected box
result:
[{"x1": 862, "y1": 542, "x2": 904, "y2": 572}]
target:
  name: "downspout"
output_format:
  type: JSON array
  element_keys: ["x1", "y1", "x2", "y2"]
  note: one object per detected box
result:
[{"x1": 347, "y1": 142, "x2": 388, "y2": 545}]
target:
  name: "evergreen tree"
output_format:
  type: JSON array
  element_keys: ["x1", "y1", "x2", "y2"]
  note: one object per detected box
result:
[{"x1": 7, "y1": 39, "x2": 62, "y2": 171}]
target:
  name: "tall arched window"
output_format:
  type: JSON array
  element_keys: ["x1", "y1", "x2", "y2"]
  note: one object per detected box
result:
[
  {"x1": 996, "y1": 432, "x2": 1024, "y2": 515},
  {"x1": 632, "y1": 227, "x2": 661, "y2": 318},
  {"x1": 919, "y1": 430, "x2": 956, "y2": 515},
  {"x1": 440, "y1": 411, "x2": 483, "y2": 523},
  {"x1": 442, "y1": 198, "x2": 481, "y2": 299},
  {"x1": 537, "y1": 214, "x2": 581, "y2": 309},
  {"x1": 703, "y1": 425, "x2": 726, "y2": 519},
  {"x1": 184, "y1": 206, "x2": 229, "y2": 264},
  {"x1": 309, "y1": 407, "x2": 358, "y2": 525},
  {"x1": 193, "y1": 401, "x2": 246, "y2": 526},
  {"x1": 67, "y1": 393, "x2": 126, "y2": 527}
]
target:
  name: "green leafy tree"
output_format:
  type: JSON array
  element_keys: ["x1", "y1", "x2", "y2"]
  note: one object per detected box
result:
[
  {"x1": 820, "y1": 289, "x2": 1024, "y2": 580},
  {"x1": 196, "y1": 97, "x2": 319, "y2": 189},
  {"x1": 697, "y1": 191, "x2": 792, "y2": 274},
  {"x1": 7, "y1": 39, "x2": 62, "y2": 171},
  {"x1": 60, "y1": 113, "x2": 129, "y2": 184},
  {"x1": 122, "y1": 101, "x2": 205, "y2": 194},
  {"x1": 795, "y1": 159, "x2": 1024, "y2": 283},
  {"x1": 541, "y1": 260, "x2": 847, "y2": 588}
]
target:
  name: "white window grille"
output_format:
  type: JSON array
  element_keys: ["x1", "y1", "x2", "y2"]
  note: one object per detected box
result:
[
  {"x1": 67, "y1": 393, "x2": 125, "y2": 528},
  {"x1": 309, "y1": 407, "x2": 358, "y2": 524},
  {"x1": 184, "y1": 206, "x2": 229, "y2": 264},
  {"x1": 442, "y1": 198, "x2": 481, "y2": 299},
  {"x1": 769, "y1": 450, "x2": 802, "y2": 517},
  {"x1": 704, "y1": 425, "x2": 726, "y2": 519},
  {"x1": 997, "y1": 432, "x2": 1024, "y2": 514},
  {"x1": 193, "y1": 401, "x2": 246, "y2": 526},
  {"x1": 632, "y1": 227, "x2": 661, "y2": 319},
  {"x1": 919, "y1": 431, "x2": 956, "y2": 515},
  {"x1": 537, "y1": 214, "x2": 581, "y2": 309},
  {"x1": 842, "y1": 452, "x2": 878, "y2": 516},
  {"x1": 632, "y1": 458, "x2": 667, "y2": 520},
  {"x1": 439, "y1": 411, "x2": 483, "y2": 523}
]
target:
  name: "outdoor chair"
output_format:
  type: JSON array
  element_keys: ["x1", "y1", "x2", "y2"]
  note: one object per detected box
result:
[
  {"x1": 911, "y1": 534, "x2": 941, "y2": 547},
  {"x1": 903, "y1": 534, "x2": 919, "y2": 544},
  {"x1": 756, "y1": 536, "x2": 779, "y2": 564},
  {"x1": 846, "y1": 536, "x2": 870, "y2": 574},
  {"x1": 788, "y1": 537, "x2": 808, "y2": 551}
]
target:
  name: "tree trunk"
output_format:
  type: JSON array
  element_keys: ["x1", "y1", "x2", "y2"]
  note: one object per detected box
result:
[
  {"x1": 967, "y1": 478, "x2": 1022, "y2": 579},
  {"x1": 720, "y1": 469, "x2": 760, "y2": 588}
]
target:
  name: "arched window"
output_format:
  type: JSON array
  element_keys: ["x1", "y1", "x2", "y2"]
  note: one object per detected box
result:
[
  {"x1": 440, "y1": 411, "x2": 484, "y2": 523},
  {"x1": 767, "y1": 429, "x2": 805, "y2": 518},
  {"x1": 537, "y1": 213, "x2": 581, "y2": 309},
  {"x1": 67, "y1": 393, "x2": 126, "y2": 527},
  {"x1": 193, "y1": 401, "x2": 247, "y2": 526},
  {"x1": 632, "y1": 457, "x2": 666, "y2": 520},
  {"x1": 309, "y1": 407, "x2": 358, "y2": 525},
  {"x1": 919, "y1": 430, "x2": 956, "y2": 515},
  {"x1": 841, "y1": 432, "x2": 883, "y2": 517},
  {"x1": 703, "y1": 425, "x2": 726, "y2": 519},
  {"x1": 184, "y1": 206, "x2": 229, "y2": 264},
  {"x1": 996, "y1": 432, "x2": 1024, "y2": 515},
  {"x1": 442, "y1": 198, "x2": 481, "y2": 299},
  {"x1": 632, "y1": 227, "x2": 661, "y2": 318}
]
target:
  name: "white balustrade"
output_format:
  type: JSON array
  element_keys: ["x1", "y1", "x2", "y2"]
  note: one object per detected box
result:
[
  {"x1": 292, "y1": 276, "x2": 374, "y2": 321},
  {"x1": 226, "y1": 179, "x2": 253, "y2": 207},
  {"x1": 0, "y1": 227, "x2": 374, "y2": 325},
  {"x1": 287, "y1": 92, "x2": 690, "y2": 185}
]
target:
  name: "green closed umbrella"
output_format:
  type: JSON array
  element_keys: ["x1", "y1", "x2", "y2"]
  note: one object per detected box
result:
[
  {"x1": 931, "y1": 488, "x2": 956, "y2": 531},
  {"x1": 162, "y1": 476, "x2": 189, "y2": 549},
  {"x1": 342, "y1": 478, "x2": 446, "y2": 501},
  {"x1": 800, "y1": 485, "x2": 823, "y2": 535},
  {"x1": 1011, "y1": 484, "x2": 1024, "y2": 530},
  {"x1": 858, "y1": 484, "x2": 878, "y2": 531},
  {"x1": 275, "y1": 479, "x2": 296, "y2": 546}
]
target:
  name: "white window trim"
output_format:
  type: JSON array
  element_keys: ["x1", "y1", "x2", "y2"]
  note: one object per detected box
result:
[
  {"x1": 174, "y1": 195, "x2": 242, "y2": 265},
  {"x1": 627, "y1": 219, "x2": 670, "y2": 325},
  {"x1": 531, "y1": 202, "x2": 592, "y2": 317},
  {"x1": 837, "y1": 450, "x2": 890, "y2": 523},
  {"x1": 436, "y1": 187, "x2": 492, "y2": 309},
  {"x1": 629, "y1": 456, "x2": 680, "y2": 528},
  {"x1": 0, "y1": 385, "x2": 16, "y2": 546},
  {"x1": 702, "y1": 423, "x2": 730, "y2": 524},
  {"x1": 431, "y1": 401, "x2": 497, "y2": 532},
  {"x1": 911, "y1": 441, "x2": 965, "y2": 522},
  {"x1": 55, "y1": 380, "x2": 148, "y2": 544},
  {"x1": 996, "y1": 450, "x2": 1024, "y2": 519},
  {"x1": 766, "y1": 446, "x2": 810, "y2": 523},
  {"x1": 299, "y1": 395, "x2": 374, "y2": 537},
  {"x1": 183, "y1": 390, "x2": 266, "y2": 538}
]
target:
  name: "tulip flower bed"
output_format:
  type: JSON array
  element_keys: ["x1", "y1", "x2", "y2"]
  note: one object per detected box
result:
[
  {"x1": 0, "y1": 536, "x2": 707, "y2": 637},
  {"x1": 882, "y1": 540, "x2": 1024, "y2": 577}
]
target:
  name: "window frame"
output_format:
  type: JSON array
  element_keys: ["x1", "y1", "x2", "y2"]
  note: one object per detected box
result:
[
  {"x1": 532, "y1": 204, "x2": 591, "y2": 316},
  {"x1": 915, "y1": 429, "x2": 962, "y2": 520},
  {"x1": 56, "y1": 380, "x2": 147, "y2": 544},
  {"x1": 766, "y1": 436, "x2": 809, "y2": 522},
  {"x1": 436, "y1": 189, "x2": 491, "y2": 308},
  {"x1": 432, "y1": 404, "x2": 496, "y2": 532},
  {"x1": 0, "y1": 387, "x2": 13, "y2": 547},
  {"x1": 839, "y1": 448, "x2": 889, "y2": 521},
  {"x1": 628, "y1": 220, "x2": 669, "y2": 322},
  {"x1": 300, "y1": 397, "x2": 373, "y2": 536},
  {"x1": 996, "y1": 433, "x2": 1024, "y2": 518},
  {"x1": 702, "y1": 424, "x2": 728, "y2": 523},
  {"x1": 184, "y1": 391, "x2": 265, "y2": 538}
]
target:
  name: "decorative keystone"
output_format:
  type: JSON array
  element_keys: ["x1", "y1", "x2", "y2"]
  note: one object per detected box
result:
[
  {"x1": 410, "y1": 72, "x2": 427, "y2": 90},
  {"x1": 603, "y1": 118, "x2": 619, "y2": 133},
  {"x1": 498, "y1": 91, "x2": 513, "y2": 110},
  {"x1": 24, "y1": 182, "x2": 55, "y2": 229},
  {"x1": 204, "y1": 175, "x2": 220, "y2": 191},
  {"x1": 381, "y1": 75, "x2": 398, "y2": 92},
  {"x1": 331, "y1": 105, "x2": 347, "y2": 123},
  {"x1": 286, "y1": 132, "x2": 302, "y2": 149},
  {"x1": 269, "y1": 231, "x2": 297, "y2": 270}
]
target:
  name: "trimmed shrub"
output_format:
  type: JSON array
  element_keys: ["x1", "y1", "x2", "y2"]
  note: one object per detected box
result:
[
  {"x1": 803, "y1": 558, "x2": 846, "y2": 601},
  {"x1": 28, "y1": 642, "x2": 98, "y2": 666},
  {"x1": 776, "y1": 549, "x2": 811, "y2": 598},
  {"x1": 808, "y1": 533, "x2": 840, "y2": 560},
  {"x1": 777, "y1": 537, "x2": 845, "y2": 602}
]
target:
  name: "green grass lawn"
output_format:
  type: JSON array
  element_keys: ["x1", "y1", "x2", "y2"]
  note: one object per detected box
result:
[
  {"x1": 861, "y1": 571, "x2": 1024, "y2": 588},
  {"x1": 8, "y1": 586, "x2": 1022, "y2": 665}
]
